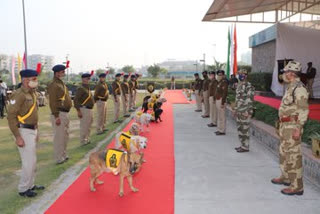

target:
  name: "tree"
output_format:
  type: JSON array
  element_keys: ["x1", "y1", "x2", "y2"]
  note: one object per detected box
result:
[
  {"x1": 207, "y1": 59, "x2": 226, "y2": 72},
  {"x1": 147, "y1": 64, "x2": 161, "y2": 78},
  {"x1": 122, "y1": 65, "x2": 135, "y2": 74},
  {"x1": 160, "y1": 67, "x2": 168, "y2": 75}
]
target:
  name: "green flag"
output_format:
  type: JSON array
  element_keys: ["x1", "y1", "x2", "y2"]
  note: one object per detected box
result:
[{"x1": 226, "y1": 27, "x2": 231, "y2": 78}]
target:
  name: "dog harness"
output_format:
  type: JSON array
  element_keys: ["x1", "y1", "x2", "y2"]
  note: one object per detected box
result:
[
  {"x1": 119, "y1": 132, "x2": 132, "y2": 151},
  {"x1": 106, "y1": 149, "x2": 126, "y2": 174}
]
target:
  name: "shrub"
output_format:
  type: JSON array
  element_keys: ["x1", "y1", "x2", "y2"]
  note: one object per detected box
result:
[{"x1": 248, "y1": 72, "x2": 273, "y2": 91}]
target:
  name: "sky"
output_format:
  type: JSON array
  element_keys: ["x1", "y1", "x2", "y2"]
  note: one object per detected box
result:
[{"x1": 0, "y1": 0, "x2": 272, "y2": 72}]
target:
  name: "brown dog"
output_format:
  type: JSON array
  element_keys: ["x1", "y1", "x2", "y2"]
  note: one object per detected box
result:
[{"x1": 89, "y1": 149, "x2": 143, "y2": 197}]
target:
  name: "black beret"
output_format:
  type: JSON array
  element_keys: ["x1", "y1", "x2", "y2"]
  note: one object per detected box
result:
[
  {"x1": 115, "y1": 73, "x2": 122, "y2": 77},
  {"x1": 52, "y1": 64, "x2": 66, "y2": 73},
  {"x1": 130, "y1": 74, "x2": 136, "y2": 79},
  {"x1": 202, "y1": 70, "x2": 208, "y2": 75},
  {"x1": 99, "y1": 73, "x2": 106, "y2": 78},
  {"x1": 81, "y1": 73, "x2": 91, "y2": 78},
  {"x1": 123, "y1": 74, "x2": 129, "y2": 78},
  {"x1": 20, "y1": 69, "x2": 38, "y2": 78},
  {"x1": 209, "y1": 71, "x2": 216, "y2": 75},
  {"x1": 194, "y1": 73, "x2": 199, "y2": 76},
  {"x1": 217, "y1": 70, "x2": 225, "y2": 75}
]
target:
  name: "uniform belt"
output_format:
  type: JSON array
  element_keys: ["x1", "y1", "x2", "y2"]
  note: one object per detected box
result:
[
  {"x1": 80, "y1": 106, "x2": 93, "y2": 109},
  {"x1": 280, "y1": 115, "x2": 298, "y2": 123},
  {"x1": 97, "y1": 99, "x2": 106, "y2": 101},
  {"x1": 18, "y1": 123, "x2": 37, "y2": 130}
]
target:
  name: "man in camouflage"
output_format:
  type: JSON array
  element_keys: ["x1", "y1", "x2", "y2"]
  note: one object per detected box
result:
[
  {"x1": 271, "y1": 61, "x2": 309, "y2": 196},
  {"x1": 193, "y1": 73, "x2": 203, "y2": 112},
  {"x1": 234, "y1": 69, "x2": 255, "y2": 153},
  {"x1": 201, "y1": 71, "x2": 210, "y2": 118}
]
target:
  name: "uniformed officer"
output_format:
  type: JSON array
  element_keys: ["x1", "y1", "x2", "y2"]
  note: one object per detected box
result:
[
  {"x1": 47, "y1": 64, "x2": 72, "y2": 164},
  {"x1": 128, "y1": 74, "x2": 136, "y2": 112},
  {"x1": 194, "y1": 73, "x2": 203, "y2": 112},
  {"x1": 132, "y1": 73, "x2": 139, "y2": 109},
  {"x1": 121, "y1": 74, "x2": 130, "y2": 117},
  {"x1": 306, "y1": 62, "x2": 317, "y2": 99},
  {"x1": 112, "y1": 73, "x2": 122, "y2": 123},
  {"x1": 74, "y1": 73, "x2": 94, "y2": 145},
  {"x1": 207, "y1": 71, "x2": 218, "y2": 127},
  {"x1": 94, "y1": 73, "x2": 109, "y2": 135},
  {"x1": 7, "y1": 69, "x2": 44, "y2": 197},
  {"x1": 214, "y1": 70, "x2": 228, "y2": 135},
  {"x1": 271, "y1": 61, "x2": 309, "y2": 196},
  {"x1": 201, "y1": 71, "x2": 210, "y2": 118},
  {"x1": 234, "y1": 69, "x2": 255, "y2": 153}
]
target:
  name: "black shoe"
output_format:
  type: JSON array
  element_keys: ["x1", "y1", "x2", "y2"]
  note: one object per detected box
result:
[
  {"x1": 207, "y1": 123, "x2": 217, "y2": 127},
  {"x1": 31, "y1": 185, "x2": 45, "y2": 191},
  {"x1": 236, "y1": 147, "x2": 249, "y2": 153},
  {"x1": 19, "y1": 189, "x2": 37, "y2": 197},
  {"x1": 195, "y1": 110, "x2": 202, "y2": 112},
  {"x1": 97, "y1": 131, "x2": 104, "y2": 135},
  {"x1": 117, "y1": 120, "x2": 123, "y2": 123},
  {"x1": 129, "y1": 109, "x2": 135, "y2": 112},
  {"x1": 234, "y1": 147, "x2": 241, "y2": 151},
  {"x1": 103, "y1": 128, "x2": 109, "y2": 132},
  {"x1": 124, "y1": 115, "x2": 130, "y2": 118},
  {"x1": 201, "y1": 115, "x2": 209, "y2": 118},
  {"x1": 113, "y1": 120, "x2": 119, "y2": 123},
  {"x1": 215, "y1": 131, "x2": 226, "y2": 136}
]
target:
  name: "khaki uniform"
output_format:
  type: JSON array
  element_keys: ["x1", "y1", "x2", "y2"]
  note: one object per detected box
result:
[
  {"x1": 133, "y1": 79, "x2": 138, "y2": 107},
  {"x1": 112, "y1": 80, "x2": 121, "y2": 121},
  {"x1": 194, "y1": 78, "x2": 203, "y2": 111},
  {"x1": 278, "y1": 79, "x2": 309, "y2": 191},
  {"x1": 215, "y1": 79, "x2": 228, "y2": 133},
  {"x1": 47, "y1": 77, "x2": 72, "y2": 163},
  {"x1": 235, "y1": 81, "x2": 255, "y2": 150},
  {"x1": 7, "y1": 86, "x2": 38, "y2": 192},
  {"x1": 74, "y1": 84, "x2": 94, "y2": 145},
  {"x1": 202, "y1": 77, "x2": 210, "y2": 116},
  {"x1": 209, "y1": 79, "x2": 218, "y2": 125},
  {"x1": 121, "y1": 80, "x2": 129, "y2": 116},
  {"x1": 94, "y1": 81, "x2": 109, "y2": 133},
  {"x1": 128, "y1": 80, "x2": 135, "y2": 111}
]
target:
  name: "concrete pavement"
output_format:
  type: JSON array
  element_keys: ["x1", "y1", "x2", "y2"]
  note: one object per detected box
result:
[{"x1": 174, "y1": 104, "x2": 320, "y2": 214}]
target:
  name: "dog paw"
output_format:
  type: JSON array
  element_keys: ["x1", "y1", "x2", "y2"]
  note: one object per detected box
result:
[
  {"x1": 96, "y1": 180, "x2": 104, "y2": 185},
  {"x1": 90, "y1": 188, "x2": 96, "y2": 192},
  {"x1": 119, "y1": 192, "x2": 124, "y2": 197},
  {"x1": 131, "y1": 187, "x2": 139, "y2": 192}
]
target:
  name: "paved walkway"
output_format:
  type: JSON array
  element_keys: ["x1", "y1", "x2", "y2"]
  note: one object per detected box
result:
[{"x1": 174, "y1": 104, "x2": 320, "y2": 214}]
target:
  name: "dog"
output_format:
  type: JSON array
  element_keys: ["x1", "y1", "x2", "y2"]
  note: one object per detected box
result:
[
  {"x1": 134, "y1": 112, "x2": 152, "y2": 132},
  {"x1": 127, "y1": 122, "x2": 140, "y2": 136},
  {"x1": 115, "y1": 133, "x2": 148, "y2": 153},
  {"x1": 89, "y1": 149, "x2": 144, "y2": 196},
  {"x1": 152, "y1": 102, "x2": 163, "y2": 123}
]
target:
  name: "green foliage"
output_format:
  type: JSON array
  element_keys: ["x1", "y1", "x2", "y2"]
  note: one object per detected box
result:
[
  {"x1": 207, "y1": 59, "x2": 226, "y2": 72},
  {"x1": 247, "y1": 72, "x2": 273, "y2": 91},
  {"x1": 147, "y1": 64, "x2": 161, "y2": 78},
  {"x1": 121, "y1": 65, "x2": 135, "y2": 74},
  {"x1": 238, "y1": 65, "x2": 252, "y2": 73}
]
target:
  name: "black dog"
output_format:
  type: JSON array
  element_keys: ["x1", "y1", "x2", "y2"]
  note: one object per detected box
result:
[
  {"x1": 153, "y1": 102, "x2": 163, "y2": 123},
  {"x1": 141, "y1": 96, "x2": 151, "y2": 113}
]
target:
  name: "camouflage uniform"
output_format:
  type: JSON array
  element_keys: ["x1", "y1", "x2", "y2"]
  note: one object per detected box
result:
[
  {"x1": 278, "y1": 78, "x2": 309, "y2": 191},
  {"x1": 235, "y1": 80, "x2": 255, "y2": 150}
]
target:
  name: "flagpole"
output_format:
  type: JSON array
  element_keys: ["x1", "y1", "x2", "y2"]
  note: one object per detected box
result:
[{"x1": 22, "y1": 0, "x2": 28, "y2": 68}]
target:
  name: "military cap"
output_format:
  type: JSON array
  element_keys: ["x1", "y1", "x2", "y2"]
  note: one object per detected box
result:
[
  {"x1": 216, "y1": 70, "x2": 225, "y2": 75},
  {"x1": 115, "y1": 73, "x2": 122, "y2": 77},
  {"x1": 130, "y1": 74, "x2": 136, "y2": 79},
  {"x1": 52, "y1": 64, "x2": 66, "y2": 73},
  {"x1": 283, "y1": 61, "x2": 302, "y2": 73},
  {"x1": 81, "y1": 73, "x2": 91, "y2": 78},
  {"x1": 194, "y1": 73, "x2": 199, "y2": 76},
  {"x1": 99, "y1": 73, "x2": 106, "y2": 78},
  {"x1": 123, "y1": 74, "x2": 129, "y2": 78},
  {"x1": 238, "y1": 69, "x2": 248, "y2": 75},
  {"x1": 202, "y1": 70, "x2": 208, "y2": 75},
  {"x1": 20, "y1": 69, "x2": 38, "y2": 77},
  {"x1": 209, "y1": 71, "x2": 216, "y2": 75}
]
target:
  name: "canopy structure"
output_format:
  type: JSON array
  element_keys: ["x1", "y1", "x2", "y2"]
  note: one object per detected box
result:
[{"x1": 203, "y1": 0, "x2": 320, "y2": 24}]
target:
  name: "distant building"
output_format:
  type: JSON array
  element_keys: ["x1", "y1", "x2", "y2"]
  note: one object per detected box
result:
[
  {"x1": 158, "y1": 60, "x2": 199, "y2": 79},
  {"x1": 240, "y1": 51, "x2": 252, "y2": 65},
  {"x1": 28, "y1": 54, "x2": 55, "y2": 72}
]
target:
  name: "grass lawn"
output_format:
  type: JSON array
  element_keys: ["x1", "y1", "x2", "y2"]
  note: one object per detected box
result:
[{"x1": 0, "y1": 92, "x2": 146, "y2": 214}]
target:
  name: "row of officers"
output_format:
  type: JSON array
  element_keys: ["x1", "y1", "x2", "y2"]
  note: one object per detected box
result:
[
  {"x1": 7, "y1": 65, "x2": 140, "y2": 197},
  {"x1": 192, "y1": 60, "x2": 309, "y2": 196}
]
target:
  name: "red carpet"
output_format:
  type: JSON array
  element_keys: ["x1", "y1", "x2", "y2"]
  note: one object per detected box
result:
[
  {"x1": 254, "y1": 95, "x2": 320, "y2": 121},
  {"x1": 46, "y1": 92, "x2": 176, "y2": 214},
  {"x1": 165, "y1": 90, "x2": 194, "y2": 104}
]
